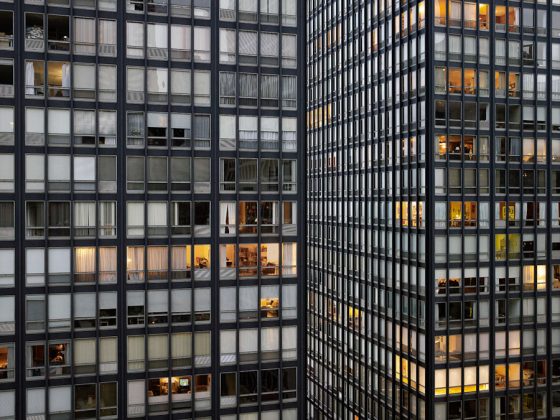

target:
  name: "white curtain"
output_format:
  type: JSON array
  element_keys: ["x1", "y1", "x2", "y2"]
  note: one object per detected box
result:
[
  {"x1": 127, "y1": 67, "x2": 144, "y2": 92},
  {"x1": 98, "y1": 65, "x2": 116, "y2": 93},
  {"x1": 49, "y1": 294, "x2": 71, "y2": 320},
  {"x1": 127, "y1": 202, "x2": 144, "y2": 228},
  {"x1": 74, "y1": 203, "x2": 95, "y2": 228},
  {"x1": 220, "y1": 115, "x2": 236, "y2": 140},
  {"x1": 172, "y1": 333, "x2": 192, "y2": 358},
  {"x1": 171, "y1": 69, "x2": 190, "y2": 95},
  {"x1": 260, "y1": 33, "x2": 279, "y2": 57},
  {"x1": 49, "y1": 387, "x2": 72, "y2": 413},
  {"x1": 99, "y1": 111, "x2": 116, "y2": 136},
  {"x1": 282, "y1": 34, "x2": 296, "y2": 59},
  {"x1": 219, "y1": 29, "x2": 236, "y2": 60},
  {"x1": 73, "y1": 110, "x2": 95, "y2": 135},
  {"x1": 147, "y1": 68, "x2": 168, "y2": 93},
  {"x1": 48, "y1": 109, "x2": 70, "y2": 135},
  {"x1": 147, "y1": 23, "x2": 168, "y2": 49},
  {"x1": 239, "y1": 73, "x2": 258, "y2": 98},
  {"x1": 194, "y1": 71, "x2": 210, "y2": 99},
  {"x1": 99, "y1": 292, "x2": 116, "y2": 310},
  {"x1": 171, "y1": 25, "x2": 190, "y2": 51},
  {"x1": 99, "y1": 19, "x2": 116, "y2": 45},
  {"x1": 127, "y1": 337, "x2": 145, "y2": 365},
  {"x1": 99, "y1": 247, "x2": 116, "y2": 273},
  {"x1": 99, "y1": 202, "x2": 115, "y2": 228},
  {"x1": 282, "y1": 326, "x2": 297, "y2": 350},
  {"x1": 261, "y1": 74, "x2": 279, "y2": 99},
  {"x1": 100, "y1": 337, "x2": 117, "y2": 364},
  {"x1": 193, "y1": 27, "x2": 210, "y2": 52},
  {"x1": 260, "y1": 116, "x2": 279, "y2": 141},
  {"x1": 281, "y1": 75, "x2": 297, "y2": 101},
  {"x1": 148, "y1": 202, "x2": 167, "y2": 227},
  {"x1": 220, "y1": 330, "x2": 236, "y2": 355},
  {"x1": 147, "y1": 246, "x2": 168, "y2": 271},
  {"x1": 25, "y1": 62, "x2": 35, "y2": 94},
  {"x1": 172, "y1": 246, "x2": 189, "y2": 270},
  {"x1": 127, "y1": 246, "x2": 144, "y2": 271},
  {"x1": 148, "y1": 290, "x2": 168, "y2": 313},
  {"x1": 0, "y1": 296, "x2": 14, "y2": 323},
  {"x1": 239, "y1": 31, "x2": 257, "y2": 55},
  {"x1": 194, "y1": 288, "x2": 210, "y2": 312},
  {"x1": 48, "y1": 248, "x2": 70, "y2": 274},
  {"x1": 73, "y1": 293, "x2": 95, "y2": 318},
  {"x1": 148, "y1": 335, "x2": 168, "y2": 359},
  {"x1": 74, "y1": 18, "x2": 95, "y2": 45},
  {"x1": 73, "y1": 64, "x2": 95, "y2": 91},
  {"x1": 239, "y1": 286, "x2": 258, "y2": 311},
  {"x1": 61, "y1": 64, "x2": 70, "y2": 90},
  {"x1": 25, "y1": 108, "x2": 43, "y2": 134},
  {"x1": 239, "y1": 329, "x2": 258, "y2": 353},
  {"x1": 127, "y1": 22, "x2": 144, "y2": 49},
  {"x1": 194, "y1": 332, "x2": 211, "y2": 356},
  {"x1": 74, "y1": 247, "x2": 96, "y2": 273},
  {"x1": 282, "y1": 243, "x2": 296, "y2": 268},
  {"x1": 74, "y1": 156, "x2": 96, "y2": 181},
  {"x1": 171, "y1": 289, "x2": 191, "y2": 313},
  {"x1": 220, "y1": 202, "x2": 236, "y2": 226},
  {"x1": 261, "y1": 327, "x2": 279, "y2": 352}
]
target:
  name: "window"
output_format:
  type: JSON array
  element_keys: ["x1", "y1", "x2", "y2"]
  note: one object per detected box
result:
[
  {"x1": 147, "y1": 23, "x2": 168, "y2": 59},
  {"x1": 220, "y1": 115, "x2": 236, "y2": 150},
  {"x1": 47, "y1": 109, "x2": 71, "y2": 146},
  {"x1": 260, "y1": 33, "x2": 279, "y2": 66},
  {"x1": 0, "y1": 107, "x2": 13, "y2": 145},
  {"x1": 171, "y1": 157, "x2": 191, "y2": 192},
  {"x1": 220, "y1": 159, "x2": 236, "y2": 192},
  {"x1": 170, "y1": 69, "x2": 191, "y2": 104},
  {"x1": 261, "y1": 0, "x2": 279, "y2": 23},
  {"x1": 0, "y1": 249, "x2": 14, "y2": 287},
  {"x1": 147, "y1": 67, "x2": 168, "y2": 103},
  {"x1": 260, "y1": 159, "x2": 279, "y2": 192},
  {"x1": 193, "y1": 115, "x2": 211, "y2": 149},
  {"x1": 282, "y1": 75, "x2": 297, "y2": 109},
  {"x1": 239, "y1": 31, "x2": 258, "y2": 64},
  {"x1": 96, "y1": 65, "x2": 117, "y2": 102},
  {"x1": 239, "y1": 159, "x2": 258, "y2": 192},
  {"x1": 73, "y1": 156, "x2": 96, "y2": 192},
  {"x1": 171, "y1": 25, "x2": 191, "y2": 60},
  {"x1": 193, "y1": 71, "x2": 210, "y2": 105},
  {"x1": 194, "y1": 26, "x2": 210, "y2": 62},
  {"x1": 0, "y1": 59, "x2": 13, "y2": 97},
  {"x1": 282, "y1": 34, "x2": 297, "y2": 68},
  {"x1": 239, "y1": 116, "x2": 258, "y2": 150},
  {"x1": 220, "y1": 29, "x2": 236, "y2": 63},
  {"x1": 193, "y1": 158, "x2": 210, "y2": 193},
  {"x1": 219, "y1": 72, "x2": 236, "y2": 106},
  {"x1": 282, "y1": 0, "x2": 296, "y2": 25},
  {"x1": 48, "y1": 202, "x2": 70, "y2": 237},
  {"x1": 127, "y1": 202, "x2": 144, "y2": 238},
  {"x1": 127, "y1": 22, "x2": 144, "y2": 58},
  {"x1": 72, "y1": 64, "x2": 95, "y2": 99},
  {"x1": 261, "y1": 74, "x2": 279, "y2": 107},
  {"x1": 127, "y1": 67, "x2": 145, "y2": 103},
  {"x1": 127, "y1": 157, "x2": 144, "y2": 192},
  {"x1": 148, "y1": 203, "x2": 167, "y2": 237}
]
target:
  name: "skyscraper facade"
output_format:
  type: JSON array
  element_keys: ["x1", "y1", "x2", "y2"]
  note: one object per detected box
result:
[
  {"x1": 307, "y1": 0, "x2": 560, "y2": 418},
  {"x1": 0, "y1": 0, "x2": 304, "y2": 418}
]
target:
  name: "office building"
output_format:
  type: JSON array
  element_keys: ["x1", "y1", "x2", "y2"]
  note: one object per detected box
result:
[
  {"x1": 0, "y1": 0, "x2": 304, "y2": 418},
  {"x1": 307, "y1": 0, "x2": 560, "y2": 418}
]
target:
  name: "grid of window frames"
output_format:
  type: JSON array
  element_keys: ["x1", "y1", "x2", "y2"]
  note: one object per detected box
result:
[
  {"x1": 0, "y1": 0, "x2": 303, "y2": 418},
  {"x1": 307, "y1": 0, "x2": 560, "y2": 419}
]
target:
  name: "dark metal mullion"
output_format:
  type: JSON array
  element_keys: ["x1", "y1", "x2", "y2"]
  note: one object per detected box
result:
[
  {"x1": 14, "y1": 0, "x2": 25, "y2": 417},
  {"x1": 546, "y1": 0, "x2": 554, "y2": 417}
]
